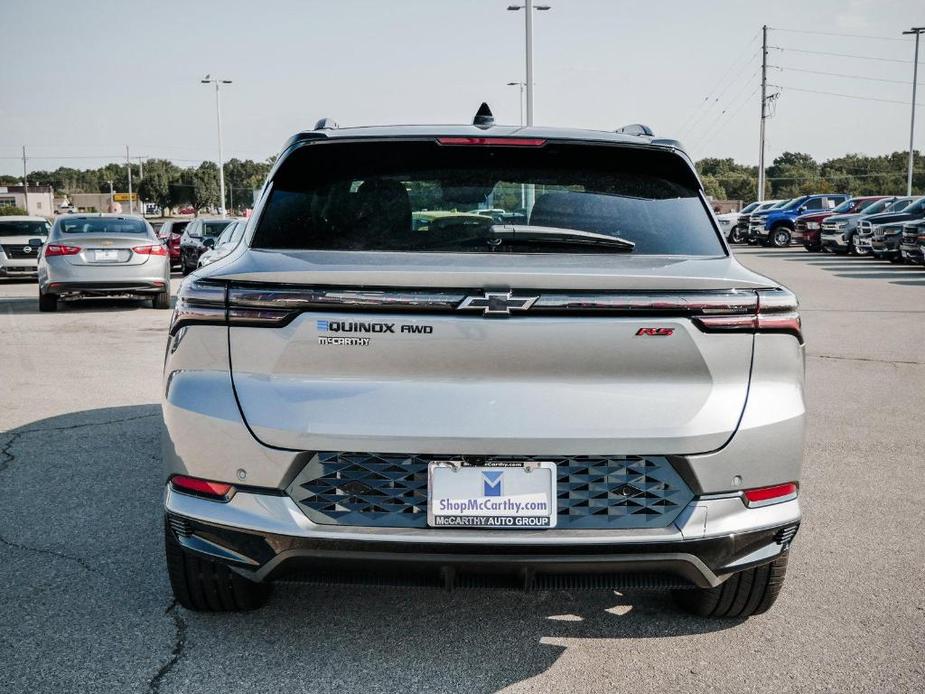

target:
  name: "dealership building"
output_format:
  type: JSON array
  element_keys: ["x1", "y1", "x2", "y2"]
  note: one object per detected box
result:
[{"x1": 0, "y1": 185, "x2": 55, "y2": 217}]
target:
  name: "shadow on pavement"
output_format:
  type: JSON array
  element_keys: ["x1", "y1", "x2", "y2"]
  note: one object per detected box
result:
[{"x1": 0, "y1": 405, "x2": 742, "y2": 693}]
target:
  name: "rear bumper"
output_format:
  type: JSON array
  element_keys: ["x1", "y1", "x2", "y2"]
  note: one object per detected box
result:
[
  {"x1": 164, "y1": 487, "x2": 801, "y2": 589},
  {"x1": 46, "y1": 280, "x2": 167, "y2": 295}
]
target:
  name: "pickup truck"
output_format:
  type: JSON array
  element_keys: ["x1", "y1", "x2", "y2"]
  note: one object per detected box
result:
[
  {"x1": 798, "y1": 196, "x2": 890, "y2": 252},
  {"x1": 749, "y1": 194, "x2": 848, "y2": 247}
]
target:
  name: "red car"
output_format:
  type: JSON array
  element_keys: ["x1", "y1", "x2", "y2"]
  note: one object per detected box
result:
[
  {"x1": 157, "y1": 219, "x2": 191, "y2": 267},
  {"x1": 796, "y1": 196, "x2": 888, "y2": 252}
]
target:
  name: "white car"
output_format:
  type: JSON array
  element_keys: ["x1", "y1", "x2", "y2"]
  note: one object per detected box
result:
[
  {"x1": 0, "y1": 216, "x2": 51, "y2": 278},
  {"x1": 197, "y1": 218, "x2": 246, "y2": 268}
]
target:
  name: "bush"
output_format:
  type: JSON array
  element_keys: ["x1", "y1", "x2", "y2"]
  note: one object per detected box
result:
[{"x1": 0, "y1": 205, "x2": 28, "y2": 216}]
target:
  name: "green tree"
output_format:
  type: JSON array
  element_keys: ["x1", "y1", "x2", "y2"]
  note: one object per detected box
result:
[
  {"x1": 0, "y1": 205, "x2": 28, "y2": 216},
  {"x1": 138, "y1": 159, "x2": 180, "y2": 211},
  {"x1": 191, "y1": 162, "x2": 220, "y2": 212}
]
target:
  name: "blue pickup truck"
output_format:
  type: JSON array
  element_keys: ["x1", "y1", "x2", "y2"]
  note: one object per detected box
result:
[{"x1": 748, "y1": 194, "x2": 849, "y2": 247}]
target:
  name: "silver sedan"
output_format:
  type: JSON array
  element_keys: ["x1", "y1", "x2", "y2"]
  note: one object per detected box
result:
[{"x1": 37, "y1": 214, "x2": 171, "y2": 312}]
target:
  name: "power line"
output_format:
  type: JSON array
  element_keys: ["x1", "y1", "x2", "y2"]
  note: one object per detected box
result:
[
  {"x1": 769, "y1": 45, "x2": 916, "y2": 64},
  {"x1": 678, "y1": 34, "x2": 760, "y2": 137},
  {"x1": 769, "y1": 83, "x2": 924, "y2": 106},
  {"x1": 771, "y1": 65, "x2": 913, "y2": 85},
  {"x1": 769, "y1": 27, "x2": 912, "y2": 42}
]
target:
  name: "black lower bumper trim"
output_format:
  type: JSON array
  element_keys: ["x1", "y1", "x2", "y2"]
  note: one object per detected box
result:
[
  {"x1": 167, "y1": 515, "x2": 798, "y2": 591},
  {"x1": 51, "y1": 281, "x2": 165, "y2": 295}
]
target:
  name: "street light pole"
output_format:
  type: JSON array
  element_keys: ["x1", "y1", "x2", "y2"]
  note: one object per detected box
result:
[
  {"x1": 507, "y1": 3, "x2": 549, "y2": 214},
  {"x1": 506, "y1": 81, "x2": 525, "y2": 126},
  {"x1": 202, "y1": 75, "x2": 232, "y2": 217},
  {"x1": 903, "y1": 27, "x2": 923, "y2": 196},
  {"x1": 106, "y1": 180, "x2": 114, "y2": 212},
  {"x1": 126, "y1": 145, "x2": 133, "y2": 215},
  {"x1": 507, "y1": 2, "x2": 551, "y2": 128}
]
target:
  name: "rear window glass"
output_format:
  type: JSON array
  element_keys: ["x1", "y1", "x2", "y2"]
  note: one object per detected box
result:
[
  {"x1": 202, "y1": 221, "x2": 232, "y2": 237},
  {"x1": 60, "y1": 217, "x2": 147, "y2": 234},
  {"x1": 253, "y1": 141, "x2": 724, "y2": 255},
  {"x1": 0, "y1": 220, "x2": 50, "y2": 237}
]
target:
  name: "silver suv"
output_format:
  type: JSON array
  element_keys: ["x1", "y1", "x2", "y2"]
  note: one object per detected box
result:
[{"x1": 163, "y1": 111, "x2": 804, "y2": 618}]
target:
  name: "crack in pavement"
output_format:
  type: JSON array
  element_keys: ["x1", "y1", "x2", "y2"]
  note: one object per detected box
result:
[
  {"x1": 0, "y1": 412, "x2": 160, "y2": 475},
  {"x1": 809, "y1": 354, "x2": 924, "y2": 366},
  {"x1": 147, "y1": 600, "x2": 188, "y2": 694},
  {"x1": 0, "y1": 534, "x2": 103, "y2": 577},
  {"x1": 0, "y1": 431, "x2": 22, "y2": 473},
  {"x1": 7, "y1": 411, "x2": 160, "y2": 437}
]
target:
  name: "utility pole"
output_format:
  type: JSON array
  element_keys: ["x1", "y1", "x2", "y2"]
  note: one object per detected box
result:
[
  {"x1": 21, "y1": 146, "x2": 29, "y2": 214},
  {"x1": 126, "y1": 145, "x2": 133, "y2": 215},
  {"x1": 903, "y1": 27, "x2": 923, "y2": 196},
  {"x1": 757, "y1": 24, "x2": 768, "y2": 202}
]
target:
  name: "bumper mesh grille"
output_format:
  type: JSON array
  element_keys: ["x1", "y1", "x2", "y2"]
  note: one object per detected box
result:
[{"x1": 288, "y1": 453, "x2": 694, "y2": 530}]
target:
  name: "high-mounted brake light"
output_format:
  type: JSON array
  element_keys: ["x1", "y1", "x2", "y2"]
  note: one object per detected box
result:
[
  {"x1": 44, "y1": 244, "x2": 81, "y2": 256},
  {"x1": 436, "y1": 137, "x2": 547, "y2": 147},
  {"x1": 170, "y1": 474, "x2": 235, "y2": 501},
  {"x1": 132, "y1": 244, "x2": 169, "y2": 256},
  {"x1": 743, "y1": 482, "x2": 798, "y2": 507}
]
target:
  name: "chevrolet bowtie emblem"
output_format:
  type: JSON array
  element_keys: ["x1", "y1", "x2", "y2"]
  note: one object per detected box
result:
[{"x1": 458, "y1": 291, "x2": 538, "y2": 316}]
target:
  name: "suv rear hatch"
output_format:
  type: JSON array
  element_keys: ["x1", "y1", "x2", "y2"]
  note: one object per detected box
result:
[{"x1": 199, "y1": 136, "x2": 785, "y2": 455}]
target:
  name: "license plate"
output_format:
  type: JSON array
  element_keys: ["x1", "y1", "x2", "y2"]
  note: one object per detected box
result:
[
  {"x1": 94, "y1": 249, "x2": 119, "y2": 261},
  {"x1": 427, "y1": 461, "x2": 557, "y2": 528}
]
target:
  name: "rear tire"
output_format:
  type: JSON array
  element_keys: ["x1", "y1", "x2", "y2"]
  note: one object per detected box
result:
[
  {"x1": 181, "y1": 255, "x2": 192, "y2": 276},
  {"x1": 673, "y1": 553, "x2": 789, "y2": 619},
  {"x1": 38, "y1": 290, "x2": 58, "y2": 312},
  {"x1": 153, "y1": 290, "x2": 170, "y2": 309},
  {"x1": 164, "y1": 520, "x2": 269, "y2": 612}
]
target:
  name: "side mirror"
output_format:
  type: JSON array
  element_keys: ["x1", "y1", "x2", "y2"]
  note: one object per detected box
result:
[
  {"x1": 202, "y1": 237, "x2": 215, "y2": 249},
  {"x1": 798, "y1": 206, "x2": 807, "y2": 213},
  {"x1": 28, "y1": 238, "x2": 44, "y2": 247}
]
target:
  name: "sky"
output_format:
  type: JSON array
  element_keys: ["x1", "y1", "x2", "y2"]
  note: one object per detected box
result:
[{"x1": 1, "y1": 0, "x2": 922, "y2": 177}]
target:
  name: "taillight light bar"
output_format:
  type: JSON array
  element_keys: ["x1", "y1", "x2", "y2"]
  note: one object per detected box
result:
[
  {"x1": 44, "y1": 244, "x2": 82, "y2": 256},
  {"x1": 169, "y1": 278, "x2": 227, "y2": 334},
  {"x1": 743, "y1": 482, "x2": 798, "y2": 508},
  {"x1": 436, "y1": 136, "x2": 547, "y2": 147},
  {"x1": 170, "y1": 474, "x2": 236, "y2": 501},
  {"x1": 693, "y1": 288, "x2": 802, "y2": 343}
]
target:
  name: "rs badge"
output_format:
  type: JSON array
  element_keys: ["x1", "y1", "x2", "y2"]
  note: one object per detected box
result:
[{"x1": 636, "y1": 328, "x2": 675, "y2": 336}]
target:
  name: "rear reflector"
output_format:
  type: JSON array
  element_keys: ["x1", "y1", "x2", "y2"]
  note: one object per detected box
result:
[
  {"x1": 436, "y1": 137, "x2": 547, "y2": 147},
  {"x1": 744, "y1": 482, "x2": 798, "y2": 507},
  {"x1": 170, "y1": 475, "x2": 235, "y2": 500},
  {"x1": 44, "y1": 244, "x2": 81, "y2": 256},
  {"x1": 132, "y1": 244, "x2": 169, "y2": 256}
]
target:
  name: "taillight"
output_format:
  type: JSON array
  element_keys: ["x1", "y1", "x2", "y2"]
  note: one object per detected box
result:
[
  {"x1": 169, "y1": 278, "x2": 227, "y2": 334},
  {"x1": 170, "y1": 474, "x2": 235, "y2": 501},
  {"x1": 132, "y1": 244, "x2": 169, "y2": 256},
  {"x1": 694, "y1": 288, "x2": 802, "y2": 343},
  {"x1": 743, "y1": 482, "x2": 798, "y2": 507},
  {"x1": 436, "y1": 136, "x2": 547, "y2": 147},
  {"x1": 44, "y1": 244, "x2": 81, "y2": 256}
]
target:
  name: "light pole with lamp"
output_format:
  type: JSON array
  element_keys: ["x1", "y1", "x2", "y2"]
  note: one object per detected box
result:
[
  {"x1": 507, "y1": 81, "x2": 527, "y2": 210},
  {"x1": 506, "y1": 3, "x2": 550, "y2": 214},
  {"x1": 903, "y1": 27, "x2": 923, "y2": 196},
  {"x1": 201, "y1": 75, "x2": 232, "y2": 217},
  {"x1": 506, "y1": 81, "x2": 525, "y2": 126},
  {"x1": 505, "y1": 2, "x2": 551, "y2": 127}
]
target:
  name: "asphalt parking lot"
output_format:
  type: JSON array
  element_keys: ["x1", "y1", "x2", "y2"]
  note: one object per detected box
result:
[{"x1": 0, "y1": 248, "x2": 923, "y2": 694}]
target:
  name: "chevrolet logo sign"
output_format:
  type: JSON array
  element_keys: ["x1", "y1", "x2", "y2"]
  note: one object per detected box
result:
[{"x1": 458, "y1": 291, "x2": 538, "y2": 316}]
